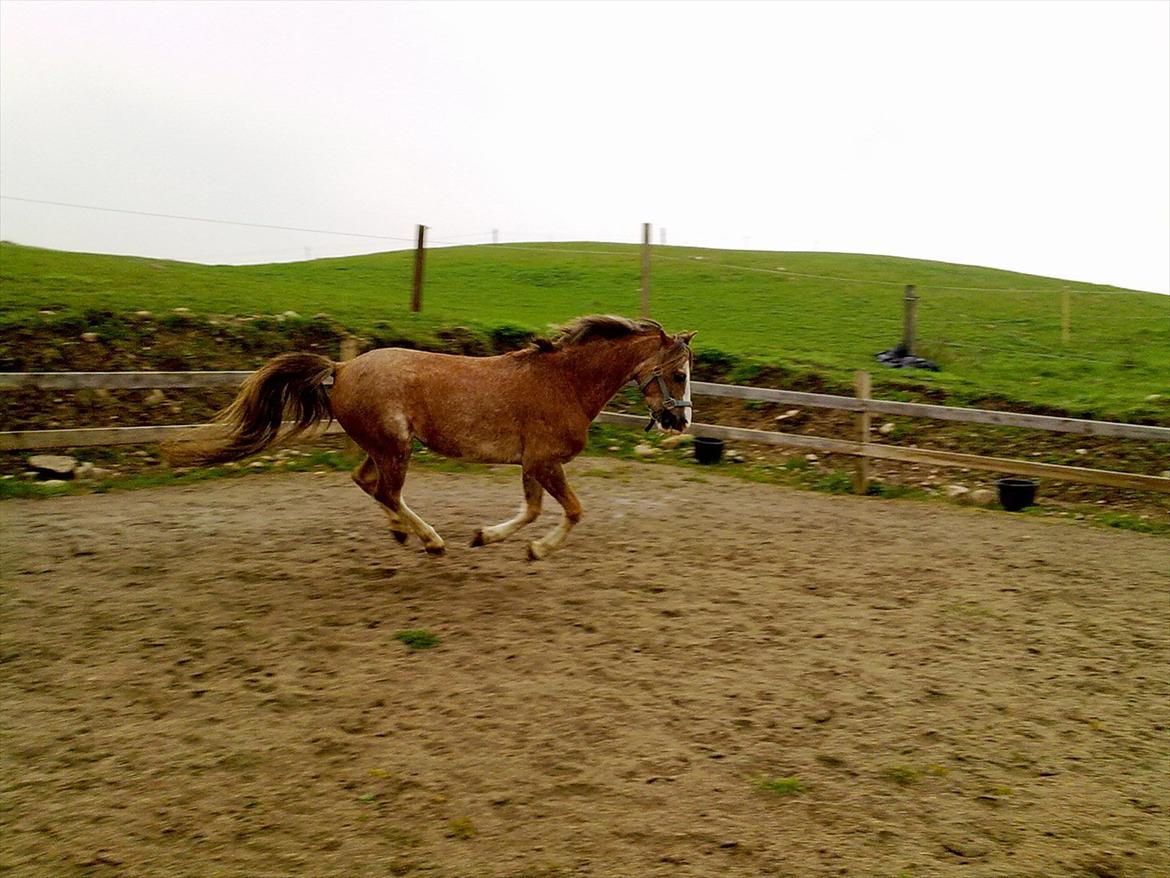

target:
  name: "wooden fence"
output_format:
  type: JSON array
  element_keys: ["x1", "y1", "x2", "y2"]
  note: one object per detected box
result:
[{"x1": 2, "y1": 370, "x2": 1168, "y2": 494}]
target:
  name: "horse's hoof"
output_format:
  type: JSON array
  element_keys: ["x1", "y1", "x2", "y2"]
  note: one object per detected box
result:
[
  {"x1": 391, "y1": 530, "x2": 410, "y2": 545},
  {"x1": 470, "y1": 529, "x2": 485, "y2": 548},
  {"x1": 526, "y1": 543, "x2": 542, "y2": 562},
  {"x1": 424, "y1": 544, "x2": 446, "y2": 556}
]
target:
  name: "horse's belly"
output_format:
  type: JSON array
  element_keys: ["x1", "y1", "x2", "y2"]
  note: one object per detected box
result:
[{"x1": 418, "y1": 428, "x2": 523, "y2": 464}]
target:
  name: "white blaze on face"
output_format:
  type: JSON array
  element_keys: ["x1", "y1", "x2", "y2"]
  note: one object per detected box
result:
[{"x1": 682, "y1": 361, "x2": 693, "y2": 429}]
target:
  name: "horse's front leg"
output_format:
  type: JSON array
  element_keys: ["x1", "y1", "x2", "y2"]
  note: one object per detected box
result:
[
  {"x1": 526, "y1": 462, "x2": 582, "y2": 561},
  {"x1": 471, "y1": 470, "x2": 543, "y2": 547}
]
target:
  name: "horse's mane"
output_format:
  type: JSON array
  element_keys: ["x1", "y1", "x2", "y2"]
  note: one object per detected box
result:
[{"x1": 526, "y1": 315, "x2": 663, "y2": 352}]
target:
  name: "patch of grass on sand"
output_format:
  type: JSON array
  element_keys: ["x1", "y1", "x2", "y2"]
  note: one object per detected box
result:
[
  {"x1": 759, "y1": 776, "x2": 803, "y2": 796},
  {"x1": 394, "y1": 630, "x2": 440, "y2": 650}
]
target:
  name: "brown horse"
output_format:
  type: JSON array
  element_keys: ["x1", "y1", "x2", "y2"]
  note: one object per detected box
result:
[{"x1": 169, "y1": 315, "x2": 695, "y2": 560}]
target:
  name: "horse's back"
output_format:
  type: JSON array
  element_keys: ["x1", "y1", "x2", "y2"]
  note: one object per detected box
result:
[{"x1": 330, "y1": 347, "x2": 574, "y2": 463}]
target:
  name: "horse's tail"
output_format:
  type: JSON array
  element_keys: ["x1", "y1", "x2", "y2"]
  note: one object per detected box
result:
[{"x1": 165, "y1": 353, "x2": 337, "y2": 466}]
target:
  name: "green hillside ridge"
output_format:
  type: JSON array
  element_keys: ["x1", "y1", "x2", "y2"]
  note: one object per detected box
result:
[{"x1": 1, "y1": 241, "x2": 1167, "y2": 422}]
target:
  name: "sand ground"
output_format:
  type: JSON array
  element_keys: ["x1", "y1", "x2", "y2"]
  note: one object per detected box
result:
[{"x1": 2, "y1": 460, "x2": 1167, "y2": 877}]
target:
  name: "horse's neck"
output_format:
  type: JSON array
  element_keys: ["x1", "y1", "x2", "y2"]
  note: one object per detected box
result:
[{"x1": 552, "y1": 334, "x2": 662, "y2": 419}]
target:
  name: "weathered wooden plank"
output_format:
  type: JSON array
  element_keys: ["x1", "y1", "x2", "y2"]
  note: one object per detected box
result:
[
  {"x1": 691, "y1": 381, "x2": 1170, "y2": 441},
  {"x1": 860, "y1": 399, "x2": 1170, "y2": 441},
  {"x1": 691, "y1": 381, "x2": 865, "y2": 412},
  {"x1": 5, "y1": 372, "x2": 1166, "y2": 442},
  {"x1": 0, "y1": 372, "x2": 252, "y2": 390},
  {"x1": 596, "y1": 413, "x2": 1170, "y2": 493},
  {"x1": 595, "y1": 412, "x2": 862, "y2": 454},
  {"x1": 863, "y1": 443, "x2": 1170, "y2": 493},
  {"x1": 4, "y1": 411, "x2": 1168, "y2": 493},
  {"x1": 0, "y1": 421, "x2": 346, "y2": 451}
]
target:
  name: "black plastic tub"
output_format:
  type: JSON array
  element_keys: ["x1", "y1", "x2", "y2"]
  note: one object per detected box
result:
[
  {"x1": 996, "y1": 478, "x2": 1037, "y2": 512},
  {"x1": 693, "y1": 437, "x2": 725, "y2": 465}
]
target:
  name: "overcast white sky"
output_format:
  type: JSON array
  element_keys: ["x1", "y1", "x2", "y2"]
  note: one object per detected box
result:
[{"x1": 1, "y1": 0, "x2": 1167, "y2": 292}]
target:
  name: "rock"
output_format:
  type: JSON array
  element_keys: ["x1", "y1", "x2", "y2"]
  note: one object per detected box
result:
[
  {"x1": 1075, "y1": 448, "x2": 1087, "y2": 455},
  {"x1": 28, "y1": 454, "x2": 77, "y2": 479},
  {"x1": 659, "y1": 434, "x2": 692, "y2": 450},
  {"x1": 80, "y1": 332, "x2": 100, "y2": 343},
  {"x1": 941, "y1": 836, "x2": 992, "y2": 858},
  {"x1": 134, "y1": 310, "x2": 153, "y2": 318},
  {"x1": 730, "y1": 453, "x2": 745, "y2": 463},
  {"x1": 283, "y1": 310, "x2": 301, "y2": 319},
  {"x1": 144, "y1": 389, "x2": 167, "y2": 407},
  {"x1": 1146, "y1": 393, "x2": 1163, "y2": 402},
  {"x1": 943, "y1": 485, "x2": 970, "y2": 499},
  {"x1": 173, "y1": 307, "x2": 191, "y2": 314},
  {"x1": 775, "y1": 409, "x2": 803, "y2": 424},
  {"x1": 79, "y1": 466, "x2": 113, "y2": 481},
  {"x1": 878, "y1": 422, "x2": 896, "y2": 436},
  {"x1": 805, "y1": 453, "x2": 819, "y2": 462},
  {"x1": 966, "y1": 489, "x2": 996, "y2": 507},
  {"x1": 40, "y1": 479, "x2": 69, "y2": 489},
  {"x1": 607, "y1": 445, "x2": 621, "y2": 452},
  {"x1": 633, "y1": 443, "x2": 658, "y2": 458}
]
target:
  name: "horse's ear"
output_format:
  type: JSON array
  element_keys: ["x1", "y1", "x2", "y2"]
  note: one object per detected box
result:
[{"x1": 678, "y1": 330, "x2": 696, "y2": 345}]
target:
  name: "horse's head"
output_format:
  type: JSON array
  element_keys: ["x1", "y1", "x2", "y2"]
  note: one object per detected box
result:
[{"x1": 634, "y1": 329, "x2": 696, "y2": 433}]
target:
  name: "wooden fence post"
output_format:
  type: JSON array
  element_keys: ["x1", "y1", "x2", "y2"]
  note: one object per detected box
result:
[
  {"x1": 641, "y1": 222, "x2": 651, "y2": 318},
  {"x1": 853, "y1": 370, "x2": 872, "y2": 495},
  {"x1": 1061, "y1": 286, "x2": 1071, "y2": 345},
  {"x1": 411, "y1": 224, "x2": 426, "y2": 313},
  {"x1": 901, "y1": 284, "x2": 918, "y2": 355},
  {"x1": 340, "y1": 337, "x2": 360, "y2": 361}
]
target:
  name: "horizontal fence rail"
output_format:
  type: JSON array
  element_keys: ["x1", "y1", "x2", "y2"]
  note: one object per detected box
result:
[
  {"x1": 595, "y1": 414, "x2": 1170, "y2": 493},
  {"x1": 5, "y1": 372, "x2": 1164, "y2": 442},
  {"x1": 691, "y1": 381, "x2": 1170, "y2": 442},
  {"x1": 2, "y1": 371, "x2": 1169, "y2": 494},
  {"x1": 0, "y1": 371, "x2": 253, "y2": 390}
]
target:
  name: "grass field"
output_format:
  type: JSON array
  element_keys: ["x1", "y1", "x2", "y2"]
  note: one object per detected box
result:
[{"x1": 1, "y1": 241, "x2": 1167, "y2": 421}]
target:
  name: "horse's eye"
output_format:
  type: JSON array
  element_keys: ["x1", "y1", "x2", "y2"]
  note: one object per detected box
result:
[{"x1": 673, "y1": 373, "x2": 687, "y2": 383}]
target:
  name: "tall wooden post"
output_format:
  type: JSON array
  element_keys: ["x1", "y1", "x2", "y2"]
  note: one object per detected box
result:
[
  {"x1": 411, "y1": 224, "x2": 426, "y2": 312},
  {"x1": 853, "y1": 370, "x2": 872, "y2": 495},
  {"x1": 1061, "y1": 286, "x2": 1071, "y2": 345},
  {"x1": 492, "y1": 228, "x2": 499, "y2": 245},
  {"x1": 901, "y1": 284, "x2": 918, "y2": 355},
  {"x1": 640, "y1": 222, "x2": 651, "y2": 318}
]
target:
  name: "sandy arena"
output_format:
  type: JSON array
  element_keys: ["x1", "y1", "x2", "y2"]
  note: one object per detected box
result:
[{"x1": 2, "y1": 460, "x2": 1167, "y2": 877}]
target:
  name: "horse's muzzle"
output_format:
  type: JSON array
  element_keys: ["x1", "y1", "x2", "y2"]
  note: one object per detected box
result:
[{"x1": 655, "y1": 407, "x2": 688, "y2": 433}]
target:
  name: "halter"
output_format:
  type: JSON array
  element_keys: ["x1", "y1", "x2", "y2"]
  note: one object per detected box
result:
[{"x1": 636, "y1": 369, "x2": 692, "y2": 431}]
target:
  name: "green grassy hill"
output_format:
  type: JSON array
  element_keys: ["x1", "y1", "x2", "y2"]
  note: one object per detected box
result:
[{"x1": 1, "y1": 241, "x2": 1167, "y2": 421}]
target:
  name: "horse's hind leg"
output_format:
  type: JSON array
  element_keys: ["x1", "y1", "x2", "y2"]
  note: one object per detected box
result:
[
  {"x1": 352, "y1": 456, "x2": 410, "y2": 544},
  {"x1": 370, "y1": 449, "x2": 446, "y2": 556},
  {"x1": 471, "y1": 470, "x2": 543, "y2": 547},
  {"x1": 526, "y1": 462, "x2": 582, "y2": 561}
]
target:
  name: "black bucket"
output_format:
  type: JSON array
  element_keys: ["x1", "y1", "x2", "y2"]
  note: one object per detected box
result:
[
  {"x1": 996, "y1": 478, "x2": 1037, "y2": 512},
  {"x1": 693, "y1": 437, "x2": 724, "y2": 465}
]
